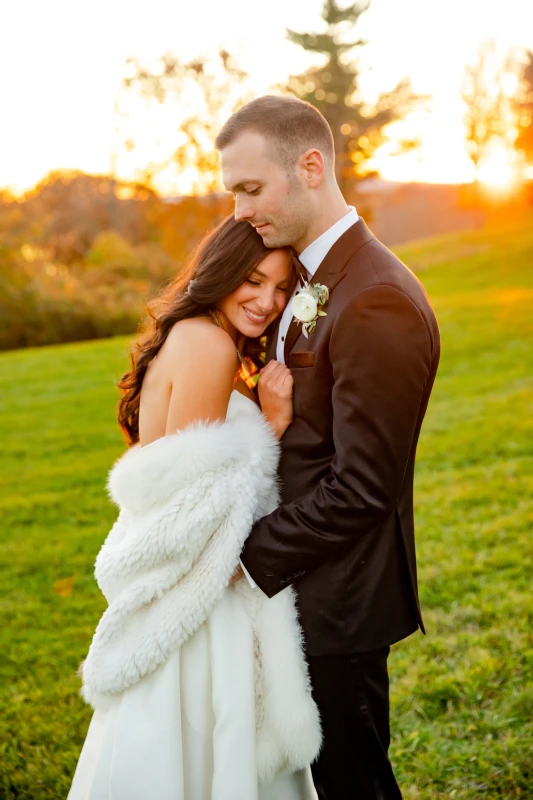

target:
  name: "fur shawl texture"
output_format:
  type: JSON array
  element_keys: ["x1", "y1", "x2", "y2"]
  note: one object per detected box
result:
[{"x1": 80, "y1": 391, "x2": 322, "y2": 782}]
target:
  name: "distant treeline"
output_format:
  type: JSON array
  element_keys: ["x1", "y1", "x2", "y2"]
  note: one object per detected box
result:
[
  {"x1": 2, "y1": 170, "x2": 532, "y2": 352},
  {"x1": 0, "y1": 172, "x2": 232, "y2": 350}
]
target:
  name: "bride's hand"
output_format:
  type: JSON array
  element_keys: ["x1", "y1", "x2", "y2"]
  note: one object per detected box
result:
[{"x1": 257, "y1": 360, "x2": 294, "y2": 440}]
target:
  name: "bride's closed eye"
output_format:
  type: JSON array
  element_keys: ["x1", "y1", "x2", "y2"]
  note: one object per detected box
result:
[{"x1": 246, "y1": 279, "x2": 288, "y2": 293}]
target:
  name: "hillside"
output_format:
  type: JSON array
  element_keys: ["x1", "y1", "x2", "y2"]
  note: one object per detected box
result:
[{"x1": 1, "y1": 218, "x2": 532, "y2": 798}]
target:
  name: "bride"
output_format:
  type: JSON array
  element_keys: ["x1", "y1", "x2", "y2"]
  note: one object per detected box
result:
[{"x1": 68, "y1": 216, "x2": 321, "y2": 800}]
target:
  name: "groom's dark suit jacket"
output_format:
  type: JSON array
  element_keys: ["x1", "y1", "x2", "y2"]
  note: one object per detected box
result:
[{"x1": 241, "y1": 219, "x2": 440, "y2": 657}]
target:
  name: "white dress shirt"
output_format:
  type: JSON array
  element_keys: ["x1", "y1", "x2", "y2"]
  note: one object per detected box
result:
[
  {"x1": 240, "y1": 205, "x2": 358, "y2": 590},
  {"x1": 276, "y1": 206, "x2": 358, "y2": 363}
]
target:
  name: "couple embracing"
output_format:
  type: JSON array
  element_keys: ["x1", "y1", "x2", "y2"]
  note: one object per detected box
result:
[{"x1": 68, "y1": 96, "x2": 440, "y2": 800}]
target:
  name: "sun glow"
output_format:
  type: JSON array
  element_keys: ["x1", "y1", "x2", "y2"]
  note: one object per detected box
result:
[
  {"x1": 478, "y1": 146, "x2": 519, "y2": 189},
  {"x1": 2, "y1": 0, "x2": 533, "y2": 195}
]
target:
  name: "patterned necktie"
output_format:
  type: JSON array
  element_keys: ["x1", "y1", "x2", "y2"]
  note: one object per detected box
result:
[{"x1": 290, "y1": 252, "x2": 310, "y2": 287}]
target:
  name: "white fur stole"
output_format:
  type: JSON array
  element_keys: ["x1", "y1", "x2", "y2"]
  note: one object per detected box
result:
[{"x1": 80, "y1": 393, "x2": 321, "y2": 782}]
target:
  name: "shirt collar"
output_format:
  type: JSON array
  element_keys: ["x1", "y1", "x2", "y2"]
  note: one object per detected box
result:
[{"x1": 299, "y1": 206, "x2": 358, "y2": 278}]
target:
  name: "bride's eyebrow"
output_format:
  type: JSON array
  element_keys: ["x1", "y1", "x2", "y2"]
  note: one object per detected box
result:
[{"x1": 250, "y1": 268, "x2": 289, "y2": 286}]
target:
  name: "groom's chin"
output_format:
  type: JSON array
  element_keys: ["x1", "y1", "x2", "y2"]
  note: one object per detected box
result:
[
  {"x1": 256, "y1": 227, "x2": 272, "y2": 243},
  {"x1": 259, "y1": 230, "x2": 285, "y2": 249}
]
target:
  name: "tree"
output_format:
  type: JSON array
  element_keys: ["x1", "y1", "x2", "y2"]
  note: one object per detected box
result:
[
  {"x1": 514, "y1": 51, "x2": 533, "y2": 168},
  {"x1": 284, "y1": 0, "x2": 422, "y2": 191},
  {"x1": 20, "y1": 172, "x2": 157, "y2": 264},
  {"x1": 462, "y1": 42, "x2": 517, "y2": 182},
  {"x1": 117, "y1": 50, "x2": 252, "y2": 195}
]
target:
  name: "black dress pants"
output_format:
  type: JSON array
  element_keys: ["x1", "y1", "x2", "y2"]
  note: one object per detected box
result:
[{"x1": 307, "y1": 646, "x2": 402, "y2": 800}]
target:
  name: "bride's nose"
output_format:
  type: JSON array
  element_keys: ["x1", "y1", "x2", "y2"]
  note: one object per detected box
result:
[{"x1": 255, "y1": 286, "x2": 276, "y2": 314}]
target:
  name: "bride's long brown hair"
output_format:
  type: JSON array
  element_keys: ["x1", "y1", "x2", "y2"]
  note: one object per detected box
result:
[{"x1": 117, "y1": 216, "x2": 296, "y2": 446}]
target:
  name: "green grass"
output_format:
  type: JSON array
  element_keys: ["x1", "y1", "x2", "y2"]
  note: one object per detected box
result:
[{"x1": 1, "y1": 217, "x2": 532, "y2": 799}]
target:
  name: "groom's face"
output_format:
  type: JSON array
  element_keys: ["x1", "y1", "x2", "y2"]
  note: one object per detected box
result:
[{"x1": 220, "y1": 131, "x2": 310, "y2": 250}]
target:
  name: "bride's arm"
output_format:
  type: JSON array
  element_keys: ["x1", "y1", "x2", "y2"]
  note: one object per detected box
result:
[{"x1": 160, "y1": 321, "x2": 239, "y2": 434}]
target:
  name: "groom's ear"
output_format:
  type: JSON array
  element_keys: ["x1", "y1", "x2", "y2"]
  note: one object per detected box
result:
[{"x1": 299, "y1": 149, "x2": 326, "y2": 188}]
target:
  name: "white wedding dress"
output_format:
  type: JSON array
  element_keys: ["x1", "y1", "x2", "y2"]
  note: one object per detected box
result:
[{"x1": 68, "y1": 392, "x2": 317, "y2": 800}]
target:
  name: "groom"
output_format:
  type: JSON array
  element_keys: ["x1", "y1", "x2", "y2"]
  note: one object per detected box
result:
[{"x1": 216, "y1": 96, "x2": 440, "y2": 799}]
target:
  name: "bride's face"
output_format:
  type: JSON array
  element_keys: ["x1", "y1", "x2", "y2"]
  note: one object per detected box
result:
[{"x1": 218, "y1": 249, "x2": 292, "y2": 338}]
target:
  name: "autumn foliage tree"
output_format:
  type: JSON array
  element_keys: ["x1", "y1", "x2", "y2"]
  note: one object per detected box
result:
[
  {"x1": 462, "y1": 42, "x2": 517, "y2": 182},
  {"x1": 515, "y1": 51, "x2": 533, "y2": 169},
  {"x1": 117, "y1": 50, "x2": 252, "y2": 195},
  {"x1": 9, "y1": 171, "x2": 158, "y2": 264},
  {"x1": 0, "y1": 171, "x2": 232, "y2": 350},
  {"x1": 284, "y1": 0, "x2": 422, "y2": 191}
]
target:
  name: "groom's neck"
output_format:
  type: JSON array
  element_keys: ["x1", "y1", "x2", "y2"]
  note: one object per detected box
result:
[{"x1": 294, "y1": 187, "x2": 350, "y2": 254}]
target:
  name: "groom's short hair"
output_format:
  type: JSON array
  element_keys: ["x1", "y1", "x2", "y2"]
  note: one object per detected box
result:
[{"x1": 215, "y1": 95, "x2": 335, "y2": 174}]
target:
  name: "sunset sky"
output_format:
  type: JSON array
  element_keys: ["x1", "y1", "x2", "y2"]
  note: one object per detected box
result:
[{"x1": 1, "y1": 0, "x2": 533, "y2": 194}]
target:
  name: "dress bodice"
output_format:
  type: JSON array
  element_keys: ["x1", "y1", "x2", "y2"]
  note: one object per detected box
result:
[{"x1": 228, "y1": 389, "x2": 260, "y2": 419}]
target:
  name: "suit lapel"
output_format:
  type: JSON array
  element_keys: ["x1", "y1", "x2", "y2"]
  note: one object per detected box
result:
[
  {"x1": 283, "y1": 272, "x2": 346, "y2": 363},
  {"x1": 283, "y1": 218, "x2": 374, "y2": 363},
  {"x1": 265, "y1": 318, "x2": 280, "y2": 364}
]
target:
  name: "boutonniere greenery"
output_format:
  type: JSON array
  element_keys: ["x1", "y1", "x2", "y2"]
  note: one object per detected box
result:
[{"x1": 291, "y1": 279, "x2": 329, "y2": 338}]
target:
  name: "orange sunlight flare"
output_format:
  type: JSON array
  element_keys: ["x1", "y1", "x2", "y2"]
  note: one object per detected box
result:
[{"x1": 478, "y1": 145, "x2": 520, "y2": 189}]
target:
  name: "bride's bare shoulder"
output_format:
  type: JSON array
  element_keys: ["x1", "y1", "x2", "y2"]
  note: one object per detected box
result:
[
  {"x1": 158, "y1": 316, "x2": 238, "y2": 370},
  {"x1": 156, "y1": 317, "x2": 238, "y2": 433}
]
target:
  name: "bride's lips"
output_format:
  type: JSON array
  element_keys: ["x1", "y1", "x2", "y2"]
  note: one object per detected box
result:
[{"x1": 243, "y1": 307, "x2": 269, "y2": 325}]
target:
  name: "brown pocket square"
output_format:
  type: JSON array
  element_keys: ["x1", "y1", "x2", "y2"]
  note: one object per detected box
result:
[{"x1": 289, "y1": 351, "x2": 315, "y2": 368}]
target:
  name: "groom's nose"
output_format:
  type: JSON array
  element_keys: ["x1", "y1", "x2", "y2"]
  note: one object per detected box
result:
[{"x1": 234, "y1": 196, "x2": 255, "y2": 222}]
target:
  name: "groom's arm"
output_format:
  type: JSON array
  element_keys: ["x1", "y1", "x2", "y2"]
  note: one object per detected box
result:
[{"x1": 240, "y1": 284, "x2": 434, "y2": 598}]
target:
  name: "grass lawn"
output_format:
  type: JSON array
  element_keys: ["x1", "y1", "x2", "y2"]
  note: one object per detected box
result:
[{"x1": 1, "y1": 217, "x2": 532, "y2": 799}]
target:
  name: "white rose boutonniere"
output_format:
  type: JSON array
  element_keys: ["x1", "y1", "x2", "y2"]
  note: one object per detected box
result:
[{"x1": 291, "y1": 279, "x2": 329, "y2": 338}]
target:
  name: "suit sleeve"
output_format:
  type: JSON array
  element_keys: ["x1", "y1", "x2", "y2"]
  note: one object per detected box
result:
[{"x1": 240, "y1": 284, "x2": 433, "y2": 597}]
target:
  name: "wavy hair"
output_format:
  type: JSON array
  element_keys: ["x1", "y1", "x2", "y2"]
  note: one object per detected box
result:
[{"x1": 117, "y1": 216, "x2": 295, "y2": 445}]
